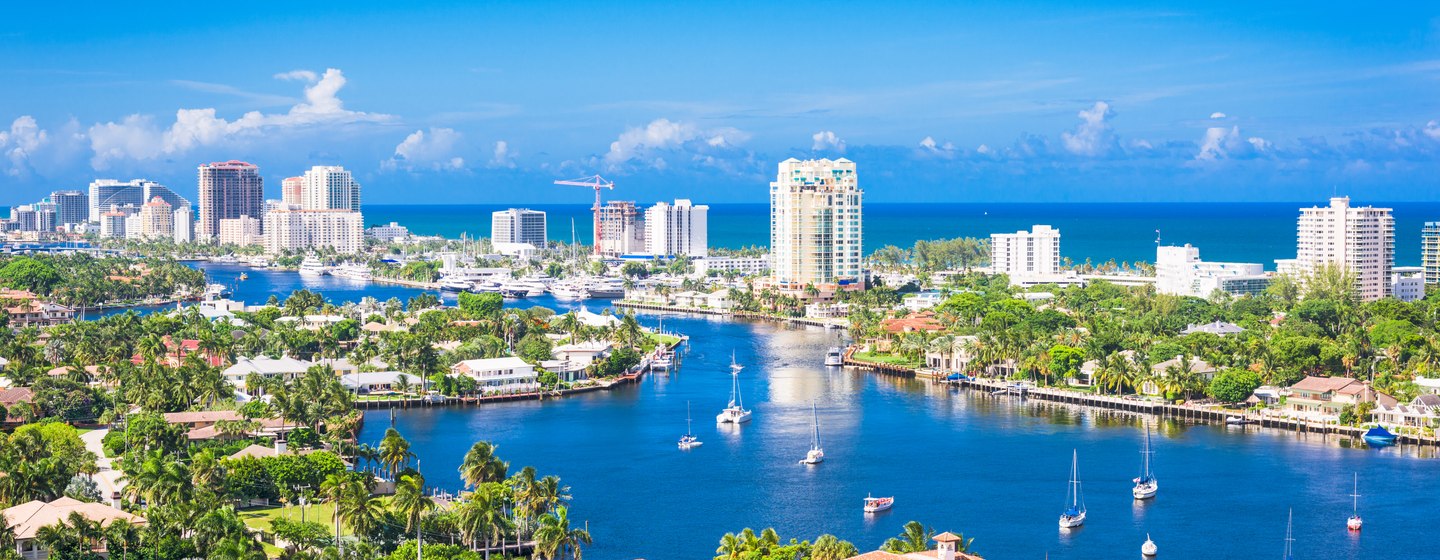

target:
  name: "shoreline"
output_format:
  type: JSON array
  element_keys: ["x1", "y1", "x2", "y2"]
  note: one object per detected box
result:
[{"x1": 614, "y1": 300, "x2": 846, "y2": 329}]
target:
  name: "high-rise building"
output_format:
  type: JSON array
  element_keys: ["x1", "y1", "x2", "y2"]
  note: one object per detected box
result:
[
  {"x1": 596, "y1": 201, "x2": 645, "y2": 256},
  {"x1": 88, "y1": 179, "x2": 188, "y2": 221},
  {"x1": 644, "y1": 199, "x2": 708, "y2": 257},
  {"x1": 301, "y1": 166, "x2": 361, "y2": 212},
  {"x1": 50, "y1": 190, "x2": 89, "y2": 227},
  {"x1": 1275, "y1": 197, "x2": 1394, "y2": 302},
  {"x1": 219, "y1": 216, "x2": 264, "y2": 247},
  {"x1": 991, "y1": 225, "x2": 1062, "y2": 281},
  {"x1": 264, "y1": 209, "x2": 364, "y2": 254},
  {"x1": 197, "y1": 161, "x2": 264, "y2": 241},
  {"x1": 138, "y1": 197, "x2": 174, "y2": 240},
  {"x1": 281, "y1": 177, "x2": 304, "y2": 207},
  {"x1": 1155, "y1": 244, "x2": 1269, "y2": 298},
  {"x1": 173, "y1": 206, "x2": 194, "y2": 244},
  {"x1": 769, "y1": 158, "x2": 864, "y2": 293},
  {"x1": 491, "y1": 208, "x2": 547, "y2": 247},
  {"x1": 1424, "y1": 222, "x2": 1440, "y2": 285},
  {"x1": 9, "y1": 205, "x2": 39, "y2": 232},
  {"x1": 99, "y1": 210, "x2": 127, "y2": 238}
]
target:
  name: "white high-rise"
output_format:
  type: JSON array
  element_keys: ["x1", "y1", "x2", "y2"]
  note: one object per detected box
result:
[
  {"x1": 644, "y1": 199, "x2": 708, "y2": 257},
  {"x1": 219, "y1": 216, "x2": 264, "y2": 247},
  {"x1": 491, "y1": 208, "x2": 547, "y2": 247},
  {"x1": 264, "y1": 209, "x2": 364, "y2": 255},
  {"x1": 1275, "y1": 197, "x2": 1394, "y2": 302},
  {"x1": 1155, "y1": 244, "x2": 1268, "y2": 298},
  {"x1": 990, "y1": 225, "x2": 1061, "y2": 280},
  {"x1": 769, "y1": 158, "x2": 863, "y2": 293},
  {"x1": 301, "y1": 166, "x2": 361, "y2": 212},
  {"x1": 172, "y1": 206, "x2": 193, "y2": 244}
]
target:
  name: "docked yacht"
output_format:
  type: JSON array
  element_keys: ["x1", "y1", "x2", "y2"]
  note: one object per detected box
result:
[
  {"x1": 439, "y1": 276, "x2": 476, "y2": 292},
  {"x1": 204, "y1": 283, "x2": 231, "y2": 299},
  {"x1": 549, "y1": 281, "x2": 589, "y2": 300},
  {"x1": 298, "y1": 257, "x2": 328, "y2": 276},
  {"x1": 332, "y1": 263, "x2": 372, "y2": 281},
  {"x1": 824, "y1": 347, "x2": 844, "y2": 367},
  {"x1": 583, "y1": 277, "x2": 625, "y2": 299}
]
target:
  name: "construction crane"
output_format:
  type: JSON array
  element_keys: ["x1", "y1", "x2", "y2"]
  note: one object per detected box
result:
[{"x1": 554, "y1": 175, "x2": 614, "y2": 256}]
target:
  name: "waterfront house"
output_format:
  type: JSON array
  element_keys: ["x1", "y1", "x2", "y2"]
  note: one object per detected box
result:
[
  {"x1": 574, "y1": 307, "x2": 621, "y2": 328},
  {"x1": 1141, "y1": 355, "x2": 1219, "y2": 396},
  {"x1": 805, "y1": 301, "x2": 852, "y2": 319},
  {"x1": 1371, "y1": 393, "x2": 1440, "y2": 429},
  {"x1": 880, "y1": 311, "x2": 945, "y2": 334},
  {"x1": 844, "y1": 532, "x2": 983, "y2": 560},
  {"x1": 552, "y1": 340, "x2": 611, "y2": 368},
  {"x1": 0, "y1": 288, "x2": 74, "y2": 328},
  {"x1": 3, "y1": 497, "x2": 146, "y2": 560},
  {"x1": 1285, "y1": 376, "x2": 1395, "y2": 421},
  {"x1": 222, "y1": 355, "x2": 315, "y2": 388},
  {"x1": 925, "y1": 335, "x2": 978, "y2": 373},
  {"x1": 903, "y1": 291, "x2": 945, "y2": 312},
  {"x1": 1247, "y1": 385, "x2": 1283, "y2": 406},
  {"x1": 275, "y1": 314, "x2": 347, "y2": 330},
  {"x1": 451, "y1": 357, "x2": 539, "y2": 395},
  {"x1": 316, "y1": 357, "x2": 361, "y2": 377},
  {"x1": 1416, "y1": 376, "x2": 1440, "y2": 395},
  {"x1": 704, "y1": 289, "x2": 733, "y2": 310},
  {"x1": 1181, "y1": 320, "x2": 1245, "y2": 336},
  {"x1": 1078, "y1": 350, "x2": 1139, "y2": 388},
  {"x1": 339, "y1": 371, "x2": 426, "y2": 395}
]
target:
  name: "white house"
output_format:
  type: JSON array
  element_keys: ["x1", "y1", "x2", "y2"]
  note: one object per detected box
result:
[
  {"x1": 223, "y1": 356, "x2": 315, "y2": 387},
  {"x1": 451, "y1": 357, "x2": 539, "y2": 394},
  {"x1": 339, "y1": 371, "x2": 427, "y2": 394}
]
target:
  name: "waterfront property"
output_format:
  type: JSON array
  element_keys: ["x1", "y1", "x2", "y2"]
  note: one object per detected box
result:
[
  {"x1": 1285, "y1": 375, "x2": 1394, "y2": 421},
  {"x1": 0, "y1": 288, "x2": 74, "y2": 328},
  {"x1": 222, "y1": 355, "x2": 315, "y2": 388},
  {"x1": 339, "y1": 371, "x2": 427, "y2": 395},
  {"x1": 1154, "y1": 243, "x2": 1270, "y2": 298},
  {"x1": 845, "y1": 532, "x2": 982, "y2": 560},
  {"x1": 1372, "y1": 394, "x2": 1440, "y2": 429},
  {"x1": 767, "y1": 157, "x2": 865, "y2": 297},
  {"x1": 3, "y1": 497, "x2": 146, "y2": 560},
  {"x1": 451, "y1": 356, "x2": 539, "y2": 394}
]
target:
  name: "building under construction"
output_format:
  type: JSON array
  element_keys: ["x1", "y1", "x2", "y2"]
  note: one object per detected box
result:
[{"x1": 596, "y1": 201, "x2": 645, "y2": 256}]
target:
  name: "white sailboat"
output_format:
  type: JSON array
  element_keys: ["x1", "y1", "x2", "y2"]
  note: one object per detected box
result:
[
  {"x1": 678, "y1": 401, "x2": 702, "y2": 450},
  {"x1": 1132, "y1": 426, "x2": 1158, "y2": 499},
  {"x1": 1058, "y1": 450, "x2": 1086, "y2": 529},
  {"x1": 1347, "y1": 473, "x2": 1363, "y2": 531},
  {"x1": 1141, "y1": 534, "x2": 1157, "y2": 556},
  {"x1": 716, "y1": 354, "x2": 752, "y2": 424},
  {"x1": 800, "y1": 401, "x2": 824, "y2": 464},
  {"x1": 1283, "y1": 508, "x2": 1295, "y2": 560}
]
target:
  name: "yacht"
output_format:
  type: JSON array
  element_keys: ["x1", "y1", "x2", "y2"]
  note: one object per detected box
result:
[
  {"x1": 439, "y1": 277, "x2": 475, "y2": 292},
  {"x1": 1347, "y1": 473, "x2": 1363, "y2": 531},
  {"x1": 507, "y1": 277, "x2": 548, "y2": 297},
  {"x1": 583, "y1": 277, "x2": 625, "y2": 299},
  {"x1": 549, "y1": 281, "x2": 590, "y2": 300},
  {"x1": 678, "y1": 401, "x2": 702, "y2": 450},
  {"x1": 863, "y1": 494, "x2": 894, "y2": 513},
  {"x1": 204, "y1": 283, "x2": 231, "y2": 299},
  {"x1": 246, "y1": 256, "x2": 270, "y2": 267},
  {"x1": 650, "y1": 350, "x2": 672, "y2": 371},
  {"x1": 298, "y1": 257, "x2": 328, "y2": 276},
  {"x1": 824, "y1": 347, "x2": 844, "y2": 367},
  {"x1": 800, "y1": 401, "x2": 824, "y2": 465},
  {"x1": 332, "y1": 263, "x2": 372, "y2": 281},
  {"x1": 500, "y1": 286, "x2": 531, "y2": 299},
  {"x1": 212, "y1": 255, "x2": 239, "y2": 264},
  {"x1": 716, "y1": 355, "x2": 752, "y2": 424},
  {"x1": 1132, "y1": 427, "x2": 1158, "y2": 500},
  {"x1": 1058, "y1": 450, "x2": 1086, "y2": 529},
  {"x1": 1142, "y1": 535, "x2": 1157, "y2": 557}
]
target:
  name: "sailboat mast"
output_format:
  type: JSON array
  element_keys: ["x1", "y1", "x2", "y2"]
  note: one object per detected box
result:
[
  {"x1": 812, "y1": 402, "x2": 820, "y2": 448},
  {"x1": 1352, "y1": 473, "x2": 1359, "y2": 514}
]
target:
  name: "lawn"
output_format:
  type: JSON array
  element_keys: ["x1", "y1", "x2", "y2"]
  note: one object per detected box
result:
[
  {"x1": 851, "y1": 351, "x2": 923, "y2": 368},
  {"x1": 239, "y1": 502, "x2": 341, "y2": 534}
]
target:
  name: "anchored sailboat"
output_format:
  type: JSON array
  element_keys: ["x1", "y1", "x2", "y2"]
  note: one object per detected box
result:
[
  {"x1": 1058, "y1": 450, "x2": 1086, "y2": 528},
  {"x1": 716, "y1": 353, "x2": 752, "y2": 424},
  {"x1": 1347, "y1": 473, "x2": 1362, "y2": 531},
  {"x1": 678, "y1": 401, "x2": 702, "y2": 450},
  {"x1": 1133, "y1": 426, "x2": 1158, "y2": 499},
  {"x1": 800, "y1": 401, "x2": 824, "y2": 464}
]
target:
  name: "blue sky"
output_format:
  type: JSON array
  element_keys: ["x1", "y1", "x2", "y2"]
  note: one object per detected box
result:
[{"x1": 2, "y1": 1, "x2": 1438, "y2": 204}]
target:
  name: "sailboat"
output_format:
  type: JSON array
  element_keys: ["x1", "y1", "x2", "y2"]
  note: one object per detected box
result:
[
  {"x1": 1282, "y1": 508, "x2": 1295, "y2": 560},
  {"x1": 1132, "y1": 426, "x2": 1158, "y2": 499},
  {"x1": 1141, "y1": 534, "x2": 1157, "y2": 556},
  {"x1": 800, "y1": 401, "x2": 824, "y2": 464},
  {"x1": 1347, "y1": 473, "x2": 1363, "y2": 531},
  {"x1": 716, "y1": 354, "x2": 752, "y2": 424},
  {"x1": 678, "y1": 401, "x2": 702, "y2": 450},
  {"x1": 1058, "y1": 450, "x2": 1086, "y2": 529},
  {"x1": 729, "y1": 351, "x2": 744, "y2": 374}
]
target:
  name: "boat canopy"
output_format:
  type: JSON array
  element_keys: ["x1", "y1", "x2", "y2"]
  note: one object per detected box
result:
[
  {"x1": 1064, "y1": 506, "x2": 1080, "y2": 517},
  {"x1": 1364, "y1": 426, "x2": 1395, "y2": 438}
]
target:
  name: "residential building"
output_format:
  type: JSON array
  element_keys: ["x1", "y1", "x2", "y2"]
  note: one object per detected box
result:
[
  {"x1": 89, "y1": 179, "x2": 189, "y2": 221},
  {"x1": 172, "y1": 206, "x2": 193, "y2": 243},
  {"x1": 8, "y1": 205, "x2": 41, "y2": 232},
  {"x1": 137, "y1": 197, "x2": 174, "y2": 240},
  {"x1": 3, "y1": 498, "x2": 146, "y2": 559},
  {"x1": 197, "y1": 161, "x2": 264, "y2": 241},
  {"x1": 219, "y1": 216, "x2": 264, "y2": 246},
  {"x1": 1372, "y1": 393, "x2": 1440, "y2": 430},
  {"x1": 222, "y1": 356, "x2": 315, "y2": 387},
  {"x1": 696, "y1": 255, "x2": 770, "y2": 276},
  {"x1": 644, "y1": 199, "x2": 708, "y2": 257},
  {"x1": 840, "y1": 531, "x2": 983, "y2": 560},
  {"x1": 49, "y1": 190, "x2": 88, "y2": 227},
  {"x1": 596, "y1": 201, "x2": 644, "y2": 256},
  {"x1": 281, "y1": 176, "x2": 304, "y2": 206},
  {"x1": 1392, "y1": 266, "x2": 1425, "y2": 302},
  {"x1": 1277, "y1": 197, "x2": 1394, "y2": 302},
  {"x1": 367, "y1": 221, "x2": 410, "y2": 242},
  {"x1": 491, "y1": 208, "x2": 547, "y2": 246},
  {"x1": 1285, "y1": 375, "x2": 1391, "y2": 421},
  {"x1": 451, "y1": 357, "x2": 539, "y2": 394},
  {"x1": 1155, "y1": 244, "x2": 1270, "y2": 298},
  {"x1": 991, "y1": 225, "x2": 1061, "y2": 283},
  {"x1": 301, "y1": 165, "x2": 361, "y2": 212},
  {"x1": 769, "y1": 158, "x2": 864, "y2": 295},
  {"x1": 99, "y1": 209, "x2": 127, "y2": 238},
  {"x1": 339, "y1": 371, "x2": 427, "y2": 395},
  {"x1": 0, "y1": 288, "x2": 74, "y2": 328},
  {"x1": 1141, "y1": 355, "x2": 1219, "y2": 396},
  {"x1": 1423, "y1": 221, "x2": 1440, "y2": 285},
  {"x1": 264, "y1": 209, "x2": 364, "y2": 254},
  {"x1": 1180, "y1": 321, "x2": 1244, "y2": 336}
]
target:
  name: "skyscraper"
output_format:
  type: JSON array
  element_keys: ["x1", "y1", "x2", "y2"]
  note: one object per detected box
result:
[
  {"x1": 301, "y1": 166, "x2": 361, "y2": 212},
  {"x1": 1423, "y1": 222, "x2": 1440, "y2": 285},
  {"x1": 595, "y1": 201, "x2": 644, "y2": 256},
  {"x1": 197, "y1": 161, "x2": 264, "y2": 241},
  {"x1": 138, "y1": 197, "x2": 174, "y2": 240},
  {"x1": 644, "y1": 199, "x2": 708, "y2": 257},
  {"x1": 769, "y1": 158, "x2": 863, "y2": 295},
  {"x1": 991, "y1": 225, "x2": 1062, "y2": 280},
  {"x1": 281, "y1": 177, "x2": 304, "y2": 207},
  {"x1": 491, "y1": 208, "x2": 547, "y2": 247},
  {"x1": 1275, "y1": 197, "x2": 1394, "y2": 301},
  {"x1": 88, "y1": 179, "x2": 188, "y2": 220},
  {"x1": 50, "y1": 190, "x2": 89, "y2": 227}
]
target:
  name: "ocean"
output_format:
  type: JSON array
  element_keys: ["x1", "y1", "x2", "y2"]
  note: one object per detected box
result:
[{"x1": 367, "y1": 202, "x2": 1440, "y2": 267}]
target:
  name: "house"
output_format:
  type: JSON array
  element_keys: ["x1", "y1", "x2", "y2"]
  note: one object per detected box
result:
[
  {"x1": 0, "y1": 288, "x2": 74, "y2": 328},
  {"x1": 880, "y1": 311, "x2": 945, "y2": 334},
  {"x1": 574, "y1": 307, "x2": 621, "y2": 328},
  {"x1": 129, "y1": 336, "x2": 224, "y2": 367},
  {"x1": 1141, "y1": 355, "x2": 1219, "y2": 396},
  {"x1": 1246, "y1": 385, "x2": 1283, "y2": 406},
  {"x1": 161, "y1": 410, "x2": 295, "y2": 440},
  {"x1": 902, "y1": 291, "x2": 945, "y2": 312},
  {"x1": 1415, "y1": 376, "x2": 1440, "y2": 395},
  {"x1": 539, "y1": 359, "x2": 589, "y2": 383},
  {"x1": 844, "y1": 532, "x2": 983, "y2": 560},
  {"x1": 925, "y1": 335, "x2": 977, "y2": 373},
  {"x1": 0, "y1": 387, "x2": 33, "y2": 411},
  {"x1": 805, "y1": 302, "x2": 852, "y2": 319},
  {"x1": 1370, "y1": 394, "x2": 1440, "y2": 429},
  {"x1": 275, "y1": 314, "x2": 348, "y2": 330},
  {"x1": 1285, "y1": 376, "x2": 1394, "y2": 421},
  {"x1": 671, "y1": 291, "x2": 706, "y2": 307},
  {"x1": 3, "y1": 497, "x2": 146, "y2": 560},
  {"x1": 704, "y1": 289, "x2": 733, "y2": 310},
  {"x1": 451, "y1": 357, "x2": 539, "y2": 394},
  {"x1": 339, "y1": 371, "x2": 426, "y2": 394},
  {"x1": 222, "y1": 355, "x2": 315, "y2": 387},
  {"x1": 1181, "y1": 321, "x2": 1245, "y2": 336},
  {"x1": 316, "y1": 358, "x2": 360, "y2": 376},
  {"x1": 1077, "y1": 350, "x2": 1138, "y2": 388}
]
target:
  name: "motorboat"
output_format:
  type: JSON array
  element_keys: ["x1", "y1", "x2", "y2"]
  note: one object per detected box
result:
[
  {"x1": 800, "y1": 401, "x2": 824, "y2": 465},
  {"x1": 204, "y1": 283, "x2": 231, "y2": 299},
  {"x1": 650, "y1": 353, "x2": 672, "y2": 371},
  {"x1": 1132, "y1": 427, "x2": 1158, "y2": 500},
  {"x1": 1362, "y1": 426, "x2": 1397, "y2": 446},
  {"x1": 1347, "y1": 473, "x2": 1363, "y2": 531},
  {"x1": 824, "y1": 347, "x2": 844, "y2": 367},
  {"x1": 332, "y1": 263, "x2": 372, "y2": 281},
  {"x1": 500, "y1": 286, "x2": 530, "y2": 299},
  {"x1": 549, "y1": 281, "x2": 589, "y2": 300},
  {"x1": 1142, "y1": 535, "x2": 1157, "y2": 556},
  {"x1": 212, "y1": 255, "x2": 239, "y2": 264},
  {"x1": 582, "y1": 278, "x2": 625, "y2": 299},
  {"x1": 1226, "y1": 416, "x2": 1256, "y2": 426},
  {"x1": 1058, "y1": 450, "x2": 1086, "y2": 529},
  {"x1": 716, "y1": 355, "x2": 752, "y2": 424},
  {"x1": 439, "y1": 277, "x2": 475, "y2": 292},
  {"x1": 678, "y1": 401, "x2": 702, "y2": 450},
  {"x1": 298, "y1": 257, "x2": 328, "y2": 276},
  {"x1": 863, "y1": 494, "x2": 893, "y2": 513}
]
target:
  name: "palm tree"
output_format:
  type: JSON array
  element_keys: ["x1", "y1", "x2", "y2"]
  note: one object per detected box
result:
[
  {"x1": 377, "y1": 428, "x2": 414, "y2": 479},
  {"x1": 715, "y1": 531, "x2": 743, "y2": 559},
  {"x1": 882, "y1": 521, "x2": 935, "y2": 554},
  {"x1": 532, "y1": 506, "x2": 591, "y2": 560},
  {"x1": 811, "y1": 534, "x2": 860, "y2": 560},
  {"x1": 457, "y1": 484, "x2": 512, "y2": 554},
  {"x1": 459, "y1": 441, "x2": 509, "y2": 489},
  {"x1": 393, "y1": 473, "x2": 434, "y2": 533}
]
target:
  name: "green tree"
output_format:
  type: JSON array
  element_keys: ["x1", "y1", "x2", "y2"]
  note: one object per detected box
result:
[
  {"x1": 881, "y1": 521, "x2": 935, "y2": 554},
  {"x1": 1207, "y1": 368, "x2": 1263, "y2": 403},
  {"x1": 457, "y1": 292, "x2": 503, "y2": 319}
]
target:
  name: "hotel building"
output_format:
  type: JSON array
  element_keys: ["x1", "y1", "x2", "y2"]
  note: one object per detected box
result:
[
  {"x1": 644, "y1": 199, "x2": 708, "y2": 258},
  {"x1": 1155, "y1": 244, "x2": 1269, "y2": 298},
  {"x1": 491, "y1": 208, "x2": 547, "y2": 247},
  {"x1": 197, "y1": 161, "x2": 264, "y2": 241},
  {"x1": 263, "y1": 209, "x2": 364, "y2": 255},
  {"x1": 1275, "y1": 197, "x2": 1394, "y2": 302},
  {"x1": 769, "y1": 158, "x2": 863, "y2": 294}
]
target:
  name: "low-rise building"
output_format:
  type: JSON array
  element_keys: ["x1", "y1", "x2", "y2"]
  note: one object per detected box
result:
[
  {"x1": 339, "y1": 371, "x2": 427, "y2": 394},
  {"x1": 0, "y1": 288, "x2": 74, "y2": 328},
  {"x1": 1285, "y1": 375, "x2": 1390, "y2": 420},
  {"x1": 222, "y1": 356, "x2": 315, "y2": 387},
  {"x1": 451, "y1": 357, "x2": 539, "y2": 394},
  {"x1": 1372, "y1": 393, "x2": 1440, "y2": 429},
  {"x1": 697, "y1": 255, "x2": 771, "y2": 276},
  {"x1": 366, "y1": 222, "x2": 410, "y2": 242},
  {"x1": 880, "y1": 311, "x2": 945, "y2": 334},
  {"x1": 264, "y1": 208, "x2": 364, "y2": 255},
  {"x1": 805, "y1": 302, "x2": 852, "y2": 319},
  {"x1": 1180, "y1": 321, "x2": 1244, "y2": 336},
  {"x1": 1141, "y1": 355, "x2": 1219, "y2": 396},
  {"x1": 1391, "y1": 266, "x2": 1425, "y2": 303},
  {"x1": 3, "y1": 498, "x2": 146, "y2": 560}
]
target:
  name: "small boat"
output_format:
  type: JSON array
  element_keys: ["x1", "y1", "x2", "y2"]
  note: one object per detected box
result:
[
  {"x1": 1225, "y1": 416, "x2": 1255, "y2": 426},
  {"x1": 651, "y1": 354, "x2": 672, "y2": 371},
  {"x1": 716, "y1": 354, "x2": 752, "y2": 424},
  {"x1": 1347, "y1": 473, "x2": 1363, "y2": 531},
  {"x1": 824, "y1": 347, "x2": 843, "y2": 367},
  {"x1": 1058, "y1": 450, "x2": 1086, "y2": 529},
  {"x1": 1132, "y1": 427, "x2": 1158, "y2": 500},
  {"x1": 863, "y1": 494, "x2": 893, "y2": 513},
  {"x1": 204, "y1": 283, "x2": 231, "y2": 299},
  {"x1": 678, "y1": 401, "x2": 702, "y2": 450},
  {"x1": 1362, "y1": 426, "x2": 1397, "y2": 446},
  {"x1": 1282, "y1": 508, "x2": 1295, "y2": 560},
  {"x1": 800, "y1": 401, "x2": 824, "y2": 465},
  {"x1": 238, "y1": 272, "x2": 248, "y2": 281},
  {"x1": 1141, "y1": 534, "x2": 1157, "y2": 556}
]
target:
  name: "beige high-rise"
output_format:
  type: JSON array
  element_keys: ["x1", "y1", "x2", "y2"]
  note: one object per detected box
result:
[
  {"x1": 769, "y1": 158, "x2": 863, "y2": 294},
  {"x1": 197, "y1": 161, "x2": 264, "y2": 241}
]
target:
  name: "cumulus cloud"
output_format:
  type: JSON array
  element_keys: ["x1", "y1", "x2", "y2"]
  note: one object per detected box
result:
[
  {"x1": 489, "y1": 141, "x2": 516, "y2": 168},
  {"x1": 1427, "y1": 120, "x2": 1440, "y2": 140},
  {"x1": 1210, "y1": 112, "x2": 1227, "y2": 119},
  {"x1": 1195, "y1": 125, "x2": 1271, "y2": 161},
  {"x1": 1061, "y1": 101, "x2": 1118, "y2": 157},
  {"x1": 1, "y1": 116, "x2": 49, "y2": 176},
  {"x1": 88, "y1": 68, "x2": 393, "y2": 169},
  {"x1": 383, "y1": 127, "x2": 465, "y2": 171},
  {"x1": 603, "y1": 118, "x2": 749, "y2": 170},
  {"x1": 917, "y1": 136, "x2": 957, "y2": 158},
  {"x1": 811, "y1": 130, "x2": 846, "y2": 152}
]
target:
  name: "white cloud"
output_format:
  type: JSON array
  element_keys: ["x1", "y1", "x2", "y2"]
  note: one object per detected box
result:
[
  {"x1": 917, "y1": 136, "x2": 956, "y2": 157},
  {"x1": 811, "y1": 130, "x2": 845, "y2": 152},
  {"x1": 383, "y1": 127, "x2": 465, "y2": 171},
  {"x1": 1195, "y1": 125, "x2": 1270, "y2": 161},
  {"x1": 603, "y1": 118, "x2": 749, "y2": 170},
  {"x1": 1426, "y1": 120, "x2": 1440, "y2": 140},
  {"x1": 1, "y1": 116, "x2": 49, "y2": 176},
  {"x1": 489, "y1": 140, "x2": 515, "y2": 168},
  {"x1": 1209, "y1": 112, "x2": 1227, "y2": 119},
  {"x1": 1061, "y1": 101, "x2": 1117, "y2": 156},
  {"x1": 88, "y1": 68, "x2": 393, "y2": 169}
]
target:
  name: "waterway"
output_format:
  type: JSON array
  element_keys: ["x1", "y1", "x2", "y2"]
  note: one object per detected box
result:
[{"x1": 167, "y1": 263, "x2": 1438, "y2": 559}]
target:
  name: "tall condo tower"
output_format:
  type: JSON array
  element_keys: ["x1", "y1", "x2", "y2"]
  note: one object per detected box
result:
[
  {"x1": 197, "y1": 161, "x2": 264, "y2": 241},
  {"x1": 769, "y1": 158, "x2": 863, "y2": 294}
]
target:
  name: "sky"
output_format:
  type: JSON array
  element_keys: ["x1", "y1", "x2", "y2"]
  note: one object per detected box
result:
[{"x1": 2, "y1": 1, "x2": 1439, "y2": 205}]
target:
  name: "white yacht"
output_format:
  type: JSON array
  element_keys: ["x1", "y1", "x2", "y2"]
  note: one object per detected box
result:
[
  {"x1": 439, "y1": 277, "x2": 475, "y2": 292},
  {"x1": 716, "y1": 355, "x2": 752, "y2": 424},
  {"x1": 824, "y1": 347, "x2": 844, "y2": 367},
  {"x1": 800, "y1": 401, "x2": 824, "y2": 465},
  {"x1": 549, "y1": 281, "x2": 590, "y2": 300},
  {"x1": 1132, "y1": 427, "x2": 1158, "y2": 500},
  {"x1": 1059, "y1": 450, "x2": 1086, "y2": 529},
  {"x1": 204, "y1": 283, "x2": 231, "y2": 299},
  {"x1": 298, "y1": 257, "x2": 328, "y2": 276},
  {"x1": 678, "y1": 401, "x2": 702, "y2": 450},
  {"x1": 332, "y1": 263, "x2": 372, "y2": 281},
  {"x1": 583, "y1": 277, "x2": 625, "y2": 299},
  {"x1": 212, "y1": 255, "x2": 239, "y2": 264},
  {"x1": 1142, "y1": 535, "x2": 1157, "y2": 557},
  {"x1": 863, "y1": 494, "x2": 894, "y2": 513}
]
